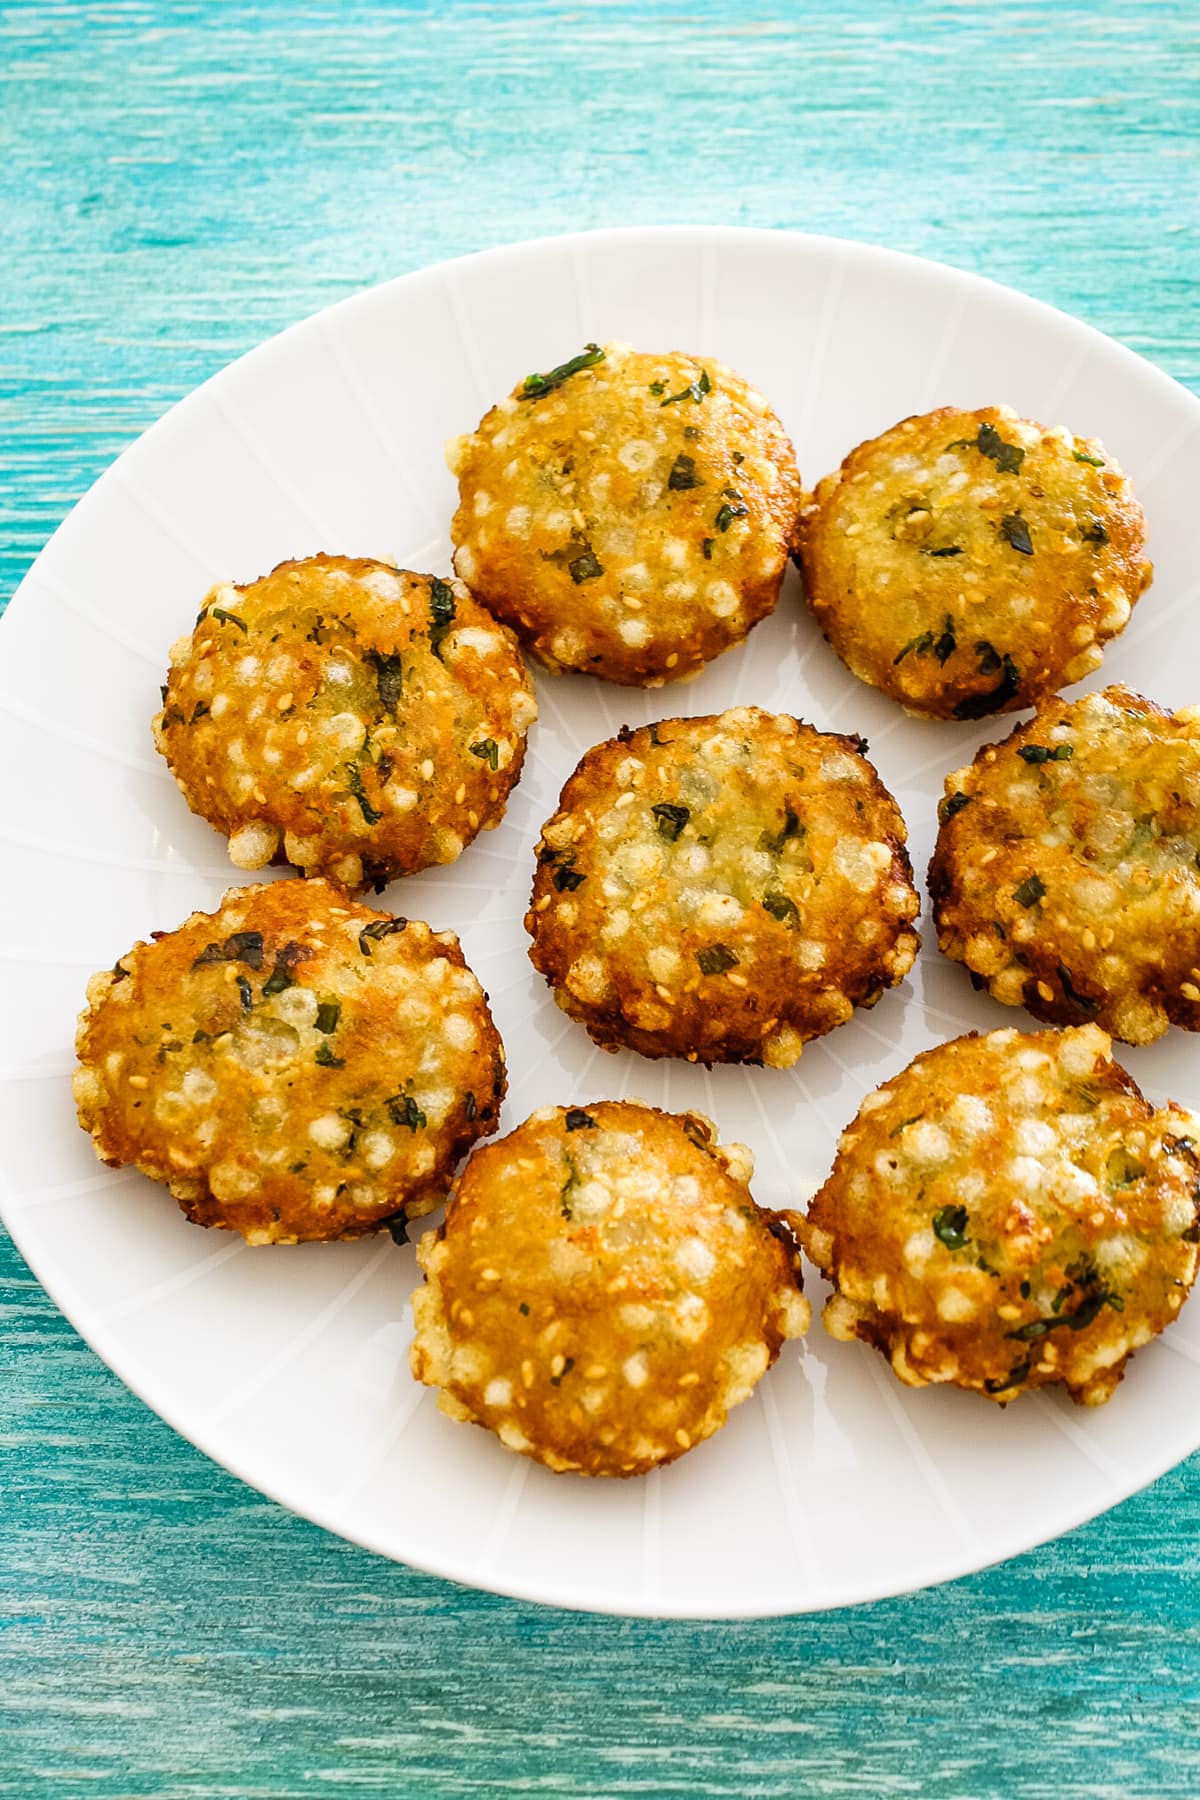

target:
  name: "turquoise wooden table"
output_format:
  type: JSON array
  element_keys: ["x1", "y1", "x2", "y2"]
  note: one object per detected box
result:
[{"x1": 4, "y1": 3, "x2": 1200, "y2": 1794}]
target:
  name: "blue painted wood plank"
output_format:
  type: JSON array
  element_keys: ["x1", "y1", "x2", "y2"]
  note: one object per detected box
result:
[{"x1": 3, "y1": 2, "x2": 1200, "y2": 1795}]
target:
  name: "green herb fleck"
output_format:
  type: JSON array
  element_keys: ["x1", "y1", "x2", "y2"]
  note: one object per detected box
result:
[
  {"x1": 188, "y1": 700, "x2": 211, "y2": 724},
  {"x1": 209, "y1": 606, "x2": 248, "y2": 633},
  {"x1": 314, "y1": 1041, "x2": 344, "y2": 1068},
  {"x1": 1072, "y1": 449, "x2": 1105, "y2": 468},
  {"x1": 464, "y1": 1092, "x2": 476, "y2": 1121},
  {"x1": 553, "y1": 859, "x2": 586, "y2": 892},
  {"x1": 235, "y1": 975, "x2": 253, "y2": 1012},
  {"x1": 315, "y1": 1000, "x2": 341, "y2": 1034},
  {"x1": 192, "y1": 931, "x2": 265, "y2": 971},
  {"x1": 470, "y1": 737, "x2": 500, "y2": 771},
  {"x1": 939, "y1": 792, "x2": 972, "y2": 823},
  {"x1": 1081, "y1": 519, "x2": 1108, "y2": 544},
  {"x1": 984, "y1": 1355, "x2": 1033, "y2": 1395},
  {"x1": 569, "y1": 549, "x2": 604, "y2": 584},
  {"x1": 895, "y1": 630, "x2": 934, "y2": 665},
  {"x1": 890, "y1": 1114, "x2": 925, "y2": 1137},
  {"x1": 648, "y1": 380, "x2": 665, "y2": 397},
  {"x1": 701, "y1": 537, "x2": 714, "y2": 560},
  {"x1": 1007, "y1": 1288, "x2": 1120, "y2": 1341},
  {"x1": 999, "y1": 513, "x2": 1034, "y2": 555},
  {"x1": 521, "y1": 343, "x2": 605, "y2": 400},
  {"x1": 652, "y1": 802, "x2": 690, "y2": 841},
  {"x1": 660, "y1": 368, "x2": 711, "y2": 407},
  {"x1": 1014, "y1": 874, "x2": 1046, "y2": 908},
  {"x1": 387, "y1": 1094, "x2": 427, "y2": 1131},
  {"x1": 926, "y1": 545, "x2": 963, "y2": 558},
  {"x1": 358, "y1": 917, "x2": 408, "y2": 955},
  {"x1": 762, "y1": 806, "x2": 804, "y2": 854},
  {"x1": 565, "y1": 1109, "x2": 597, "y2": 1132},
  {"x1": 518, "y1": 1300, "x2": 530, "y2": 1315},
  {"x1": 344, "y1": 761, "x2": 382, "y2": 825},
  {"x1": 668, "y1": 452, "x2": 703, "y2": 491},
  {"x1": 934, "y1": 618, "x2": 957, "y2": 665},
  {"x1": 954, "y1": 649, "x2": 1021, "y2": 719},
  {"x1": 715, "y1": 491, "x2": 749, "y2": 532},
  {"x1": 365, "y1": 650, "x2": 404, "y2": 713},
  {"x1": 696, "y1": 944, "x2": 738, "y2": 976},
  {"x1": 762, "y1": 892, "x2": 799, "y2": 924},
  {"x1": 1106, "y1": 1147, "x2": 1145, "y2": 1190},
  {"x1": 1057, "y1": 964, "x2": 1098, "y2": 1014},
  {"x1": 975, "y1": 421, "x2": 1026, "y2": 474},
  {"x1": 1018, "y1": 743, "x2": 1074, "y2": 764},
  {"x1": 933, "y1": 1204, "x2": 970, "y2": 1251},
  {"x1": 429, "y1": 577, "x2": 456, "y2": 658},
  {"x1": 379, "y1": 1211, "x2": 409, "y2": 1246}
]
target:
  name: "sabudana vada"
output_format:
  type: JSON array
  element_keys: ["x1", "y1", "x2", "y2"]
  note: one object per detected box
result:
[
  {"x1": 526, "y1": 707, "x2": 920, "y2": 1066},
  {"x1": 797, "y1": 406, "x2": 1150, "y2": 719},
  {"x1": 448, "y1": 341, "x2": 803, "y2": 686},
  {"x1": 930, "y1": 685, "x2": 1200, "y2": 1045},
  {"x1": 410, "y1": 1102, "x2": 810, "y2": 1475},
  {"x1": 800, "y1": 1025, "x2": 1200, "y2": 1406},
  {"x1": 155, "y1": 555, "x2": 536, "y2": 891},
  {"x1": 73, "y1": 879, "x2": 505, "y2": 1244}
]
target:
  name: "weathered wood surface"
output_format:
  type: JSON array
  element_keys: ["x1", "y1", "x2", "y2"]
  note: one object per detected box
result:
[{"x1": 3, "y1": 2, "x2": 1200, "y2": 1794}]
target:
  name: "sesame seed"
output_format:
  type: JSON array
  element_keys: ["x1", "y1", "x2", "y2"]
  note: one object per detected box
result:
[
  {"x1": 521, "y1": 1360, "x2": 534, "y2": 1388},
  {"x1": 674, "y1": 1429, "x2": 691, "y2": 1450}
]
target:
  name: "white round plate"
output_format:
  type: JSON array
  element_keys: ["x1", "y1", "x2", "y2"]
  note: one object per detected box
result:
[{"x1": 3, "y1": 227, "x2": 1199, "y2": 1619}]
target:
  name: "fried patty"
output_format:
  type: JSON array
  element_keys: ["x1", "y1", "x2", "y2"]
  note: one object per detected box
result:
[
  {"x1": 447, "y1": 341, "x2": 803, "y2": 686},
  {"x1": 930, "y1": 686, "x2": 1200, "y2": 1045},
  {"x1": 410, "y1": 1102, "x2": 810, "y2": 1476},
  {"x1": 73, "y1": 879, "x2": 505, "y2": 1244},
  {"x1": 797, "y1": 406, "x2": 1150, "y2": 720},
  {"x1": 154, "y1": 555, "x2": 537, "y2": 892},
  {"x1": 801, "y1": 1025, "x2": 1200, "y2": 1406},
  {"x1": 526, "y1": 707, "x2": 920, "y2": 1066}
]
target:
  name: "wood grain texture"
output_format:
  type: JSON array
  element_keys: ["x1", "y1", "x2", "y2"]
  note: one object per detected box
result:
[{"x1": 3, "y1": 2, "x2": 1200, "y2": 1794}]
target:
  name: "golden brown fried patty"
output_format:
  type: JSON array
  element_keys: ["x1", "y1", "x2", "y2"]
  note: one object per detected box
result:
[
  {"x1": 930, "y1": 686, "x2": 1200, "y2": 1045},
  {"x1": 797, "y1": 406, "x2": 1150, "y2": 720},
  {"x1": 526, "y1": 707, "x2": 920, "y2": 1066},
  {"x1": 154, "y1": 555, "x2": 536, "y2": 891},
  {"x1": 447, "y1": 341, "x2": 802, "y2": 686},
  {"x1": 801, "y1": 1025, "x2": 1200, "y2": 1406},
  {"x1": 410, "y1": 1102, "x2": 810, "y2": 1476},
  {"x1": 73, "y1": 879, "x2": 505, "y2": 1244}
]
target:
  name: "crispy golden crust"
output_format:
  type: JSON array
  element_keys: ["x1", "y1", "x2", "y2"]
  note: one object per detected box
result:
[
  {"x1": 409, "y1": 1102, "x2": 810, "y2": 1476},
  {"x1": 448, "y1": 341, "x2": 803, "y2": 686},
  {"x1": 73, "y1": 879, "x2": 505, "y2": 1244},
  {"x1": 801, "y1": 1025, "x2": 1200, "y2": 1406},
  {"x1": 154, "y1": 555, "x2": 537, "y2": 892},
  {"x1": 525, "y1": 707, "x2": 920, "y2": 1066},
  {"x1": 797, "y1": 407, "x2": 1150, "y2": 720},
  {"x1": 930, "y1": 687, "x2": 1200, "y2": 1045}
]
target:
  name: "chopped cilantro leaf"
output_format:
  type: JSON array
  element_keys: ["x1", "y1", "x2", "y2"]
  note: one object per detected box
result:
[
  {"x1": 696, "y1": 944, "x2": 738, "y2": 975},
  {"x1": 470, "y1": 737, "x2": 500, "y2": 771},
  {"x1": 762, "y1": 892, "x2": 799, "y2": 924},
  {"x1": 315, "y1": 1000, "x2": 341, "y2": 1034},
  {"x1": 999, "y1": 513, "x2": 1034, "y2": 555},
  {"x1": 358, "y1": 917, "x2": 408, "y2": 955},
  {"x1": 668, "y1": 452, "x2": 703, "y2": 491},
  {"x1": 565, "y1": 1109, "x2": 597, "y2": 1131},
  {"x1": 568, "y1": 549, "x2": 603, "y2": 584},
  {"x1": 521, "y1": 344, "x2": 604, "y2": 400},
  {"x1": 660, "y1": 368, "x2": 712, "y2": 407},
  {"x1": 933, "y1": 1204, "x2": 969, "y2": 1250},
  {"x1": 314, "y1": 1041, "x2": 344, "y2": 1068},
  {"x1": 651, "y1": 802, "x2": 690, "y2": 841},
  {"x1": 1018, "y1": 743, "x2": 1074, "y2": 764},
  {"x1": 387, "y1": 1094, "x2": 427, "y2": 1131}
]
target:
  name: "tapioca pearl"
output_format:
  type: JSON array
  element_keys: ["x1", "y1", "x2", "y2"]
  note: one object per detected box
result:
[
  {"x1": 1009, "y1": 1156, "x2": 1046, "y2": 1192},
  {"x1": 1057, "y1": 1024, "x2": 1110, "y2": 1077},
  {"x1": 209, "y1": 1160, "x2": 257, "y2": 1200},
  {"x1": 454, "y1": 544, "x2": 478, "y2": 583},
  {"x1": 566, "y1": 955, "x2": 609, "y2": 1003},
  {"x1": 326, "y1": 712, "x2": 365, "y2": 753},
  {"x1": 267, "y1": 986, "x2": 317, "y2": 1030},
  {"x1": 600, "y1": 909, "x2": 630, "y2": 945},
  {"x1": 947, "y1": 1094, "x2": 994, "y2": 1140},
  {"x1": 738, "y1": 848, "x2": 772, "y2": 881},
  {"x1": 443, "y1": 1014, "x2": 478, "y2": 1053},
  {"x1": 1006, "y1": 1074, "x2": 1047, "y2": 1112},
  {"x1": 1015, "y1": 1117, "x2": 1058, "y2": 1157},
  {"x1": 168, "y1": 633, "x2": 193, "y2": 666},
  {"x1": 833, "y1": 838, "x2": 888, "y2": 892},
  {"x1": 228, "y1": 820, "x2": 280, "y2": 869},
  {"x1": 620, "y1": 1351, "x2": 650, "y2": 1390},
  {"x1": 902, "y1": 1228, "x2": 938, "y2": 1275},
  {"x1": 674, "y1": 1237, "x2": 716, "y2": 1282},
  {"x1": 672, "y1": 1294, "x2": 709, "y2": 1342},
  {"x1": 472, "y1": 490, "x2": 493, "y2": 517},
  {"x1": 794, "y1": 939, "x2": 826, "y2": 971},
  {"x1": 190, "y1": 662, "x2": 215, "y2": 698},
  {"x1": 647, "y1": 945, "x2": 681, "y2": 983},
  {"x1": 661, "y1": 537, "x2": 690, "y2": 571},
  {"x1": 706, "y1": 581, "x2": 739, "y2": 617},
  {"x1": 617, "y1": 439, "x2": 656, "y2": 473},
  {"x1": 936, "y1": 1287, "x2": 978, "y2": 1324},
  {"x1": 906, "y1": 1122, "x2": 951, "y2": 1167},
  {"x1": 820, "y1": 752, "x2": 863, "y2": 784},
  {"x1": 697, "y1": 893, "x2": 743, "y2": 929},
  {"x1": 720, "y1": 1140, "x2": 754, "y2": 1186},
  {"x1": 355, "y1": 1131, "x2": 395, "y2": 1172},
  {"x1": 618, "y1": 617, "x2": 650, "y2": 647},
  {"x1": 550, "y1": 627, "x2": 587, "y2": 666},
  {"x1": 433, "y1": 829, "x2": 465, "y2": 863},
  {"x1": 614, "y1": 756, "x2": 644, "y2": 788}
]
